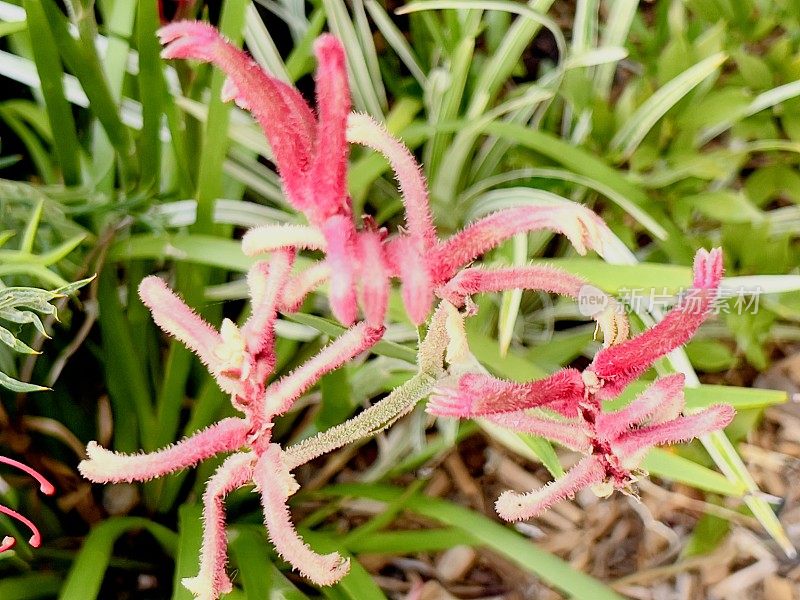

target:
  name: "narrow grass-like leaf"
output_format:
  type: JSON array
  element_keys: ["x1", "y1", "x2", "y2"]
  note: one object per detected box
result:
[
  {"x1": 480, "y1": 419, "x2": 564, "y2": 477},
  {"x1": 609, "y1": 52, "x2": 727, "y2": 159},
  {"x1": 0, "y1": 104, "x2": 55, "y2": 182},
  {"x1": 230, "y1": 527, "x2": 310, "y2": 600},
  {"x1": 321, "y1": 484, "x2": 624, "y2": 600},
  {"x1": 564, "y1": 46, "x2": 627, "y2": 69},
  {"x1": 97, "y1": 267, "x2": 154, "y2": 452},
  {"x1": 322, "y1": 0, "x2": 385, "y2": 117},
  {"x1": 364, "y1": 0, "x2": 427, "y2": 86},
  {"x1": 698, "y1": 79, "x2": 800, "y2": 145},
  {"x1": 244, "y1": 3, "x2": 291, "y2": 82},
  {"x1": 18, "y1": 198, "x2": 42, "y2": 253},
  {"x1": 607, "y1": 381, "x2": 787, "y2": 412},
  {"x1": 38, "y1": 0, "x2": 135, "y2": 173},
  {"x1": 108, "y1": 234, "x2": 254, "y2": 272},
  {"x1": 22, "y1": 0, "x2": 81, "y2": 185},
  {"x1": 135, "y1": 0, "x2": 165, "y2": 191},
  {"x1": 0, "y1": 370, "x2": 48, "y2": 392},
  {"x1": 346, "y1": 527, "x2": 473, "y2": 554},
  {"x1": 59, "y1": 517, "x2": 176, "y2": 600},
  {"x1": 399, "y1": 0, "x2": 563, "y2": 203},
  {"x1": 0, "y1": 573, "x2": 62, "y2": 599},
  {"x1": 497, "y1": 233, "x2": 527, "y2": 356},
  {"x1": 172, "y1": 505, "x2": 203, "y2": 600},
  {"x1": 483, "y1": 120, "x2": 649, "y2": 204},
  {"x1": 460, "y1": 166, "x2": 667, "y2": 239},
  {"x1": 593, "y1": 0, "x2": 638, "y2": 97},
  {"x1": 642, "y1": 448, "x2": 744, "y2": 497}
]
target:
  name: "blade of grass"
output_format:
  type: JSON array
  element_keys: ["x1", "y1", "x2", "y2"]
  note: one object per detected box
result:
[
  {"x1": 244, "y1": 3, "x2": 291, "y2": 83},
  {"x1": 642, "y1": 448, "x2": 744, "y2": 497},
  {"x1": 609, "y1": 52, "x2": 727, "y2": 160},
  {"x1": 97, "y1": 266, "x2": 155, "y2": 452},
  {"x1": 229, "y1": 527, "x2": 310, "y2": 600},
  {"x1": 135, "y1": 0, "x2": 165, "y2": 191},
  {"x1": 322, "y1": 0, "x2": 385, "y2": 117},
  {"x1": 698, "y1": 79, "x2": 800, "y2": 145},
  {"x1": 22, "y1": 0, "x2": 81, "y2": 185},
  {"x1": 497, "y1": 233, "x2": 527, "y2": 356},
  {"x1": 321, "y1": 483, "x2": 624, "y2": 600},
  {"x1": 171, "y1": 505, "x2": 203, "y2": 600},
  {"x1": 38, "y1": 0, "x2": 136, "y2": 176},
  {"x1": 0, "y1": 573, "x2": 62, "y2": 599},
  {"x1": 364, "y1": 0, "x2": 426, "y2": 87},
  {"x1": 59, "y1": 517, "x2": 177, "y2": 600},
  {"x1": 593, "y1": 0, "x2": 638, "y2": 98}
]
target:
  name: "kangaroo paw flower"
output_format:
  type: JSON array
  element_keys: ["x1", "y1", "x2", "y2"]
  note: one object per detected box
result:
[
  {"x1": 484, "y1": 412, "x2": 591, "y2": 452},
  {"x1": 614, "y1": 404, "x2": 735, "y2": 460},
  {"x1": 440, "y1": 249, "x2": 736, "y2": 524},
  {"x1": 428, "y1": 370, "x2": 584, "y2": 418},
  {"x1": 347, "y1": 113, "x2": 436, "y2": 250},
  {"x1": 264, "y1": 323, "x2": 384, "y2": 417},
  {"x1": 432, "y1": 203, "x2": 614, "y2": 282},
  {"x1": 589, "y1": 248, "x2": 723, "y2": 397},
  {"x1": 79, "y1": 419, "x2": 250, "y2": 483},
  {"x1": 241, "y1": 225, "x2": 327, "y2": 255},
  {"x1": 386, "y1": 236, "x2": 434, "y2": 325},
  {"x1": 254, "y1": 446, "x2": 349, "y2": 585},
  {"x1": 183, "y1": 452, "x2": 256, "y2": 600},
  {"x1": 496, "y1": 455, "x2": 605, "y2": 521},
  {"x1": 596, "y1": 374, "x2": 685, "y2": 439},
  {"x1": 438, "y1": 266, "x2": 629, "y2": 347}
]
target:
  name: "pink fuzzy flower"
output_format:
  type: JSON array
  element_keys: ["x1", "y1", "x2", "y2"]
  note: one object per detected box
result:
[
  {"x1": 0, "y1": 456, "x2": 55, "y2": 552},
  {"x1": 430, "y1": 248, "x2": 736, "y2": 521},
  {"x1": 80, "y1": 254, "x2": 383, "y2": 596},
  {"x1": 160, "y1": 21, "x2": 618, "y2": 328}
]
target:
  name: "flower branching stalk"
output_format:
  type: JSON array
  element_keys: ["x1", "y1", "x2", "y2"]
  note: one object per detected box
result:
[
  {"x1": 429, "y1": 248, "x2": 735, "y2": 521},
  {"x1": 79, "y1": 261, "x2": 453, "y2": 595},
  {"x1": 77, "y1": 19, "x2": 737, "y2": 599}
]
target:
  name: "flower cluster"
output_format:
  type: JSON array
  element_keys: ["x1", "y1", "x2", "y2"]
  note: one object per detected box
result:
[
  {"x1": 429, "y1": 248, "x2": 735, "y2": 520},
  {"x1": 77, "y1": 19, "x2": 736, "y2": 600},
  {"x1": 157, "y1": 20, "x2": 620, "y2": 330},
  {"x1": 80, "y1": 252, "x2": 384, "y2": 596},
  {"x1": 0, "y1": 455, "x2": 54, "y2": 553}
]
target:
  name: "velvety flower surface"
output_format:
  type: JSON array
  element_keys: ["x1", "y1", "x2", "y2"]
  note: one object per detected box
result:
[
  {"x1": 80, "y1": 251, "x2": 383, "y2": 597},
  {"x1": 159, "y1": 21, "x2": 618, "y2": 329},
  {"x1": 429, "y1": 248, "x2": 735, "y2": 521}
]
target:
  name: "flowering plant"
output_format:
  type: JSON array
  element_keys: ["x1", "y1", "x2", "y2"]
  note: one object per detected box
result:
[
  {"x1": 429, "y1": 248, "x2": 734, "y2": 520},
  {"x1": 76, "y1": 21, "x2": 735, "y2": 599}
]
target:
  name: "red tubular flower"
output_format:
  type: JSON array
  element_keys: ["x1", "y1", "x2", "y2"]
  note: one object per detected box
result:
[
  {"x1": 0, "y1": 456, "x2": 55, "y2": 552},
  {"x1": 430, "y1": 248, "x2": 735, "y2": 522}
]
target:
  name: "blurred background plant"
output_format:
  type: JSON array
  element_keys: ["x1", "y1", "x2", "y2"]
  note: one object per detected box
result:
[{"x1": 0, "y1": 0, "x2": 799, "y2": 598}]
